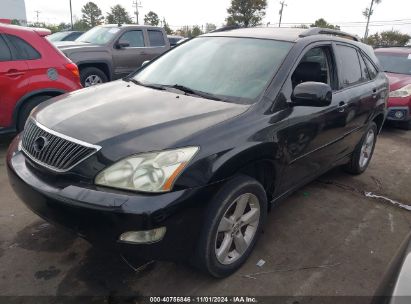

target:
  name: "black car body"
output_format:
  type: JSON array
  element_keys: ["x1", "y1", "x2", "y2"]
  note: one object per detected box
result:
[{"x1": 7, "y1": 27, "x2": 388, "y2": 277}]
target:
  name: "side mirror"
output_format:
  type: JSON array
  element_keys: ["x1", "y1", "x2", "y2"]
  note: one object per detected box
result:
[
  {"x1": 291, "y1": 82, "x2": 332, "y2": 107},
  {"x1": 141, "y1": 60, "x2": 150, "y2": 67},
  {"x1": 116, "y1": 40, "x2": 130, "y2": 49}
]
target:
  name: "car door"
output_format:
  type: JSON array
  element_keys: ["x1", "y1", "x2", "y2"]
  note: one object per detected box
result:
[
  {"x1": 112, "y1": 29, "x2": 149, "y2": 79},
  {"x1": 0, "y1": 34, "x2": 29, "y2": 129},
  {"x1": 333, "y1": 43, "x2": 376, "y2": 148},
  {"x1": 277, "y1": 43, "x2": 350, "y2": 193},
  {"x1": 145, "y1": 29, "x2": 169, "y2": 60}
]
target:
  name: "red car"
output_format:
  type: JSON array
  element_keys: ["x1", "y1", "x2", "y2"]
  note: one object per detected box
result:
[
  {"x1": 0, "y1": 24, "x2": 82, "y2": 134},
  {"x1": 375, "y1": 47, "x2": 411, "y2": 130}
]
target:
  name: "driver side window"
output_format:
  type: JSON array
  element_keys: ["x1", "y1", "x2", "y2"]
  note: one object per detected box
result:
[
  {"x1": 291, "y1": 46, "x2": 336, "y2": 90},
  {"x1": 119, "y1": 30, "x2": 145, "y2": 48}
]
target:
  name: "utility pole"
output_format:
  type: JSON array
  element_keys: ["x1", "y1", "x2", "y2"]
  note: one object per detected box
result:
[
  {"x1": 133, "y1": 0, "x2": 142, "y2": 24},
  {"x1": 364, "y1": 0, "x2": 375, "y2": 40},
  {"x1": 35, "y1": 10, "x2": 40, "y2": 23},
  {"x1": 278, "y1": 1, "x2": 287, "y2": 27},
  {"x1": 69, "y1": 0, "x2": 73, "y2": 30}
]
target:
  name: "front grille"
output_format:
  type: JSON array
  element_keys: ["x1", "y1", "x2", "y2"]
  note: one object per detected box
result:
[{"x1": 21, "y1": 119, "x2": 100, "y2": 172}]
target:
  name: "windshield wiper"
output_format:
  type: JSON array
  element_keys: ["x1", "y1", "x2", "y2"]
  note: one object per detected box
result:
[
  {"x1": 164, "y1": 84, "x2": 224, "y2": 101},
  {"x1": 127, "y1": 79, "x2": 166, "y2": 91}
]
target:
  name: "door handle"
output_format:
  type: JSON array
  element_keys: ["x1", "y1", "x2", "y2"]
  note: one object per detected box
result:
[
  {"x1": 338, "y1": 101, "x2": 348, "y2": 112},
  {"x1": 5, "y1": 69, "x2": 25, "y2": 78},
  {"x1": 372, "y1": 88, "x2": 378, "y2": 99}
]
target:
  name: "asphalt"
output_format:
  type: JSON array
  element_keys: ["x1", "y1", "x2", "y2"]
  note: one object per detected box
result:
[{"x1": 0, "y1": 126, "x2": 410, "y2": 301}]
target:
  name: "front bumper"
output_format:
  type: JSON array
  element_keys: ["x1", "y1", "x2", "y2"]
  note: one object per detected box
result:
[{"x1": 6, "y1": 138, "x2": 222, "y2": 261}]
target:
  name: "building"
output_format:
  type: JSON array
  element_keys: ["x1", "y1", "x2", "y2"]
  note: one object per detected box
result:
[{"x1": 0, "y1": 0, "x2": 27, "y2": 24}]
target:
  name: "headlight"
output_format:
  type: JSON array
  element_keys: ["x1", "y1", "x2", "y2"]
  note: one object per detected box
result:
[
  {"x1": 95, "y1": 147, "x2": 199, "y2": 193},
  {"x1": 389, "y1": 84, "x2": 411, "y2": 98}
]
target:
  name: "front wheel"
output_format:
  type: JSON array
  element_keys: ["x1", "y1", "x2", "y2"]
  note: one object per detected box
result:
[
  {"x1": 193, "y1": 175, "x2": 267, "y2": 277},
  {"x1": 344, "y1": 122, "x2": 378, "y2": 175}
]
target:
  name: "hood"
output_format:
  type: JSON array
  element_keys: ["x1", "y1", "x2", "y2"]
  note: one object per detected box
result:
[
  {"x1": 386, "y1": 72, "x2": 411, "y2": 91},
  {"x1": 56, "y1": 41, "x2": 107, "y2": 54},
  {"x1": 33, "y1": 81, "x2": 248, "y2": 155}
]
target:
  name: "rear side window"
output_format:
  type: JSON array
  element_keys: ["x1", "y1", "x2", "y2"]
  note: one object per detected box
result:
[
  {"x1": 358, "y1": 53, "x2": 370, "y2": 81},
  {"x1": 0, "y1": 36, "x2": 11, "y2": 61},
  {"x1": 363, "y1": 55, "x2": 378, "y2": 79},
  {"x1": 119, "y1": 30, "x2": 145, "y2": 47},
  {"x1": 5, "y1": 34, "x2": 41, "y2": 60},
  {"x1": 336, "y1": 45, "x2": 363, "y2": 88},
  {"x1": 148, "y1": 30, "x2": 165, "y2": 47}
]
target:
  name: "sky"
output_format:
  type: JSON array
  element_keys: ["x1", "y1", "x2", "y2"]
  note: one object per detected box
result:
[{"x1": 25, "y1": 0, "x2": 411, "y2": 37}]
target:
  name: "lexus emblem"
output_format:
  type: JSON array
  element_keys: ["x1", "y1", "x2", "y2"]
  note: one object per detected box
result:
[{"x1": 33, "y1": 136, "x2": 48, "y2": 153}]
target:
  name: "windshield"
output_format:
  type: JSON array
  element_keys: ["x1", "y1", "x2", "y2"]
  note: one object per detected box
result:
[
  {"x1": 376, "y1": 52, "x2": 411, "y2": 75},
  {"x1": 47, "y1": 32, "x2": 69, "y2": 42},
  {"x1": 76, "y1": 27, "x2": 120, "y2": 45},
  {"x1": 133, "y1": 37, "x2": 293, "y2": 104}
]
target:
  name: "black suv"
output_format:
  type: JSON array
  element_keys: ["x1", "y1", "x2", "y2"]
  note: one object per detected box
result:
[{"x1": 7, "y1": 27, "x2": 388, "y2": 277}]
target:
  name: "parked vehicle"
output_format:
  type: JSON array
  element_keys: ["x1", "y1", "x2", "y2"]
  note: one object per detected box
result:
[
  {"x1": 167, "y1": 35, "x2": 184, "y2": 47},
  {"x1": 372, "y1": 233, "x2": 411, "y2": 303},
  {"x1": 0, "y1": 24, "x2": 82, "y2": 134},
  {"x1": 375, "y1": 47, "x2": 411, "y2": 129},
  {"x1": 46, "y1": 31, "x2": 84, "y2": 42},
  {"x1": 55, "y1": 24, "x2": 170, "y2": 87},
  {"x1": 8, "y1": 27, "x2": 388, "y2": 277}
]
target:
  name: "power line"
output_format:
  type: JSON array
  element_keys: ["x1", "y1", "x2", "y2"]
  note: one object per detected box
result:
[
  {"x1": 34, "y1": 10, "x2": 40, "y2": 23},
  {"x1": 133, "y1": 0, "x2": 142, "y2": 24}
]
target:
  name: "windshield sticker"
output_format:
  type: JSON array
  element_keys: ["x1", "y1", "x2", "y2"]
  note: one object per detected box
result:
[{"x1": 109, "y1": 28, "x2": 120, "y2": 34}]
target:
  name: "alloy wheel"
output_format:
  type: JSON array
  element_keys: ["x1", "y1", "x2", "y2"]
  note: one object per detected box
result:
[
  {"x1": 84, "y1": 75, "x2": 103, "y2": 87},
  {"x1": 215, "y1": 193, "x2": 260, "y2": 265},
  {"x1": 359, "y1": 129, "x2": 375, "y2": 168}
]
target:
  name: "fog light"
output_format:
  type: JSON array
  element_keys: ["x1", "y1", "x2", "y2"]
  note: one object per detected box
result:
[
  {"x1": 119, "y1": 227, "x2": 166, "y2": 244},
  {"x1": 394, "y1": 110, "x2": 405, "y2": 119}
]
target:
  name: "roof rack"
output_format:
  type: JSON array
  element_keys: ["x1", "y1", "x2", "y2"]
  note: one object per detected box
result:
[{"x1": 299, "y1": 27, "x2": 360, "y2": 42}]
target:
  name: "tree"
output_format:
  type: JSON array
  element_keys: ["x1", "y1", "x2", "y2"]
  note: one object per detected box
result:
[
  {"x1": 163, "y1": 18, "x2": 173, "y2": 35},
  {"x1": 191, "y1": 25, "x2": 203, "y2": 37},
  {"x1": 106, "y1": 5, "x2": 133, "y2": 25},
  {"x1": 81, "y1": 2, "x2": 104, "y2": 28},
  {"x1": 57, "y1": 22, "x2": 71, "y2": 32},
  {"x1": 226, "y1": 0, "x2": 267, "y2": 27},
  {"x1": 363, "y1": 0, "x2": 382, "y2": 39},
  {"x1": 11, "y1": 19, "x2": 21, "y2": 26},
  {"x1": 144, "y1": 11, "x2": 159, "y2": 26},
  {"x1": 73, "y1": 19, "x2": 90, "y2": 31},
  {"x1": 205, "y1": 23, "x2": 217, "y2": 33},
  {"x1": 366, "y1": 30, "x2": 411, "y2": 47},
  {"x1": 310, "y1": 18, "x2": 340, "y2": 30}
]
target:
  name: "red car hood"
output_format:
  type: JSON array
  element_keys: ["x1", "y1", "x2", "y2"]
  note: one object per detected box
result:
[{"x1": 386, "y1": 72, "x2": 411, "y2": 91}]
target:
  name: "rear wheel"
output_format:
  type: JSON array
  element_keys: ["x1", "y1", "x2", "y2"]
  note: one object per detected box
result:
[
  {"x1": 80, "y1": 67, "x2": 108, "y2": 87},
  {"x1": 344, "y1": 122, "x2": 378, "y2": 175},
  {"x1": 193, "y1": 175, "x2": 267, "y2": 277},
  {"x1": 17, "y1": 95, "x2": 52, "y2": 132}
]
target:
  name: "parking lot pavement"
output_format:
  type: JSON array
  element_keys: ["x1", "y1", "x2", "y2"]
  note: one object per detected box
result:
[{"x1": 0, "y1": 127, "x2": 410, "y2": 299}]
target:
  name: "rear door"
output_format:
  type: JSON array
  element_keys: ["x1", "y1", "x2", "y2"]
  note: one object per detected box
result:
[
  {"x1": 0, "y1": 34, "x2": 29, "y2": 128},
  {"x1": 333, "y1": 44, "x2": 377, "y2": 148},
  {"x1": 112, "y1": 29, "x2": 149, "y2": 79},
  {"x1": 145, "y1": 29, "x2": 169, "y2": 60}
]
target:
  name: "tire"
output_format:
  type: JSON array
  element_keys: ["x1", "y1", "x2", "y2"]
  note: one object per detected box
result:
[
  {"x1": 192, "y1": 175, "x2": 267, "y2": 278},
  {"x1": 344, "y1": 122, "x2": 378, "y2": 175},
  {"x1": 17, "y1": 95, "x2": 52, "y2": 132},
  {"x1": 80, "y1": 67, "x2": 108, "y2": 87}
]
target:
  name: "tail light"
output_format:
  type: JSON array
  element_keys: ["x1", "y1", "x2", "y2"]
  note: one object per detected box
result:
[{"x1": 64, "y1": 63, "x2": 80, "y2": 78}]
